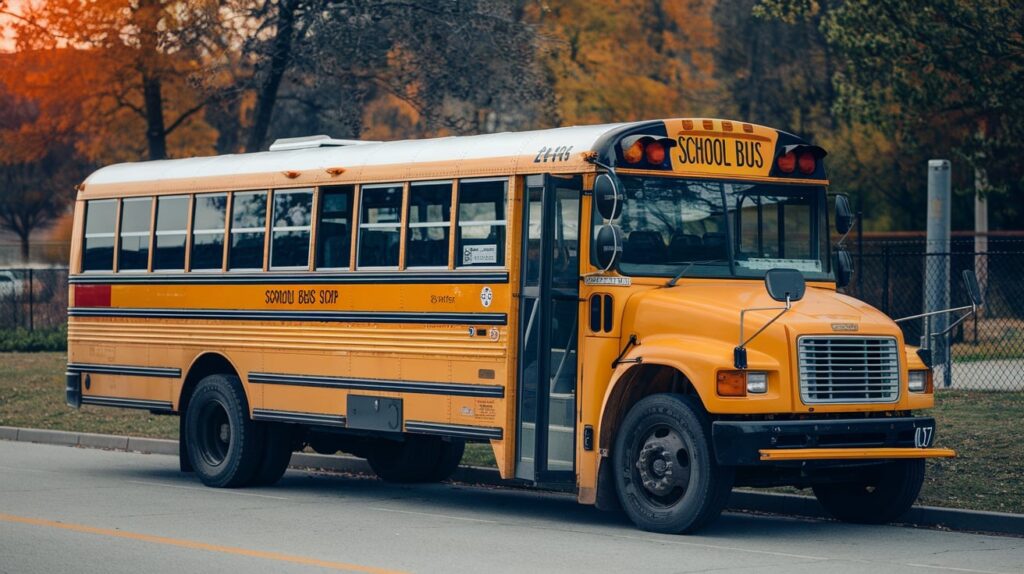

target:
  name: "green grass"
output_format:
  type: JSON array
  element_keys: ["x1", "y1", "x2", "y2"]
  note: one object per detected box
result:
[{"x1": 1, "y1": 352, "x2": 1020, "y2": 513}]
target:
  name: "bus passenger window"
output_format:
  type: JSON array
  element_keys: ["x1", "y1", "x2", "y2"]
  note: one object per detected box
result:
[
  {"x1": 229, "y1": 191, "x2": 267, "y2": 270},
  {"x1": 118, "y1": 197, "x2": 152, "y2": 271},
  {"x1": 153, "y1": 195, "x2": 189, "y2": 271},
  {"x1": 270, "y1": 189, "x2": 313, "y2": 268},
  {"x1": 456, "y1": 179, "x2": 507, "y2": 267},
  {"x1": 357, "y1": 184, "x2": 402, "y2": 268},
  {"x1": 406, "y1": 181, "x2": 451, "y2": 268},
  {"x1": 82, "y1": 199, "x2": 117, "y2": 272},
  {"x1": 190, "y1": 193, "x2": 227, "y2": 271},
  {"x1": 316, "y1": 186, "x2": 353, "y2": 269}
]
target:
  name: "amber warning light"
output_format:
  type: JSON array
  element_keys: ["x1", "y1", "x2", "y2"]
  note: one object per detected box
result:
[{"x1": 619, "y1": 134, "x2": 676, "y2": 169}]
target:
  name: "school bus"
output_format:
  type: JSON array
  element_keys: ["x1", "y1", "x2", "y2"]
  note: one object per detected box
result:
[{"x1": 66, "y1": 118, "x2": 956, "y2": 534}]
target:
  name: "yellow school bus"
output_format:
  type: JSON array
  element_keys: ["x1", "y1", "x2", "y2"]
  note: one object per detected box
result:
[{"x1": 66, "y1": 118, "x2": 955, "y2": 534}]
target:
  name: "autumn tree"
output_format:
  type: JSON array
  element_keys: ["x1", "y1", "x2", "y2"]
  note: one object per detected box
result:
[
  {"x1": 1, "y1": 0, "x2": 223, "y2": 161},
  {"x1": 757, "y1": 0, "x2": 1024, "y2": 228},
  {"x1": 528, "y1": 0, "x2": 719, "y2": 125}
]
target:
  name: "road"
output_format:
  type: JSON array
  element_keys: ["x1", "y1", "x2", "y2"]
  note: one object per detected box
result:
[{"x1": 0, "y1": 441, "x2": 1021, "y2": 574}]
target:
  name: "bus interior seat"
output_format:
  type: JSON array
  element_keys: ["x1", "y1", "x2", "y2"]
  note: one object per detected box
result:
[
  {"x1": 668, "y1": 233, "x2": 704, "y2": 261},
  {"x1": 702, "y1": 232, "x2": 728, "y2": 259},
  {"x1": 623, "y1": 231, "x2": 666, "y2": 264}
]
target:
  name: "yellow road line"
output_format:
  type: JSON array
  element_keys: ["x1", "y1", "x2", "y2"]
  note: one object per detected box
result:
[{"x1": 0, "y1": 512, "x2": 407, "y2": 574}]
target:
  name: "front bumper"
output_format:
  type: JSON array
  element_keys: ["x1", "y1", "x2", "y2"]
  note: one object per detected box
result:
[{"x1": 712, "y1": 416, "x2": 954, "y2": 465}]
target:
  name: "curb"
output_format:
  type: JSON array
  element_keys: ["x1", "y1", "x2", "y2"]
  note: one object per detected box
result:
[{"x1": 2, "y1": 425, "x2": 1022, "y2": 537}]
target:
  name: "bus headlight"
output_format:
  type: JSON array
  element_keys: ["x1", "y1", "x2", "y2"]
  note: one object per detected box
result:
[
  {"x1": 909, "y1": 370, "x2": 931, "y2": 393},
  {"x1": 746, "y1": 372, "x2": 768, "y2": 394}
]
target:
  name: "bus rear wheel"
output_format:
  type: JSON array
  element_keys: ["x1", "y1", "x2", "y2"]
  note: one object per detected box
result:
[
  {"x1": 812, "y1": 459, "x2": 925, "y2": 524},
  {"x1": 184, "y1": 374, "x2": 262, "y2": 488},
  {"x1": 613, "y1": 394, "x2": 734, "y2": 534},
  {"x1": 367, "y1": 436, "x2": 465, "y2": 483}
]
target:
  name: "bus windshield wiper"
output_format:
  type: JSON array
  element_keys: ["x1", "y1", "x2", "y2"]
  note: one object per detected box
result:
[{"x1": 665, "y1": 259, "x2": 730, "y2": 287}]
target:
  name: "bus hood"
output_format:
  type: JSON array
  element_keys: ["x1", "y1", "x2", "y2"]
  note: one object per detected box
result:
[{"x1": 622, "y1": 281, "x2": 904, "y2": 350}]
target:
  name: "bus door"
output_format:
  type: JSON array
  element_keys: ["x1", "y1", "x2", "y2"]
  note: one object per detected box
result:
[{"x1": 515, "y1": 174, "x2": 582, "y2": 483}]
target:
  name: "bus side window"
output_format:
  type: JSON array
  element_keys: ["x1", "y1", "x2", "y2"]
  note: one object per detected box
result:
[
  {"x1": 229, "y1": 191, "x2": 267, "y2": 270},
  {"x1": 82, "y1": 199, "x2": 117, "y2": 272},
  {"x1": 153, "y1": 195, "x2": 189, "y2": 271},
  {"x1": 270, "y1": 189, "x2": 313, "y2": 269},
  {"x1": 190, "y1": 193, "x2": 228, "y2": 271},
  {"x1": 316, "y1": 186, "x2": 353, "y2": 269},
  {"x1": 456, "y1": 179, "x2": 507, "y2": 268},
  {"x1": 118, "y1": 197, "x2": 152, "y2": 272},
  {"x1": 357, "y1": 184, "x2": 402, "y2": 269},
  {"x1": 406, "y1": 181, "x2": 452, "y2": 268}
]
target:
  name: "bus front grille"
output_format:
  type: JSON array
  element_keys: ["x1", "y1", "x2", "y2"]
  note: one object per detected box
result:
[{"x1": 798, "y1": 336, "x2": 900, "y2": 404}]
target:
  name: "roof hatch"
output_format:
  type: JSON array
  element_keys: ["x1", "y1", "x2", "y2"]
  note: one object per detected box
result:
[{"x1": 268, "y1": 135, "x2": 381, "y2": 152}]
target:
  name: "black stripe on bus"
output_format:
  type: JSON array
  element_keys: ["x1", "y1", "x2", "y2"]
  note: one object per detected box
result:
[
  {"x1": 81, "y1": 396, "x2": 174, "y2": 411},
  {"x1": 252, "y1": 409, "x2": 347, "y2": 427},
  {"x1": 404, "y1": 421, "x2": 503, "y2": 441},
  {"x1": 249, "y1": 372, "x2": 505, "y2": 398},
  {"x1": 68, "y1": 307, "x2": 508, "y2": 325},
  {"x1": 69, "y1": 271, "x2": 509, "y2": 285},
  {"x1": 67, "y1": 363, "x2": 181, "y2": 378}
]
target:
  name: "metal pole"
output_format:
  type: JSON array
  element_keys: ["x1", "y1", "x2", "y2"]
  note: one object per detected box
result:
[
  {"x1": 856, "y1": 208, "x2": 864, "y2": 297},
  {"x1": 28, "y1": 268, "x2": 34, "y2": 332},
  {"x1": 925, "y1": 160, "x2": 951, "y2": 386}
]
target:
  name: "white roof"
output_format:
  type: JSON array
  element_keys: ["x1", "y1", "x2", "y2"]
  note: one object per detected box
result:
[{"x1": 84, "y1": 123, "x2": 628, "y2": 188}]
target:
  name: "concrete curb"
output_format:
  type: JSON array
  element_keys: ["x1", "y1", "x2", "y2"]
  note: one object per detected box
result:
[{"x1": 2, "y1": 425, "x2": 1022, "y2": 537}]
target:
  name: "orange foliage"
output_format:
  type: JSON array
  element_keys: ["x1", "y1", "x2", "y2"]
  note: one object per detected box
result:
[{"x1": 529, "y1": 0, "x2": 720, "y2": 125}]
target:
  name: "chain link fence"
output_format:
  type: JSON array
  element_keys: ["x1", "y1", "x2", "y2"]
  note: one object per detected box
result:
[
  {"x1": 843, "y1": 237, "x2": 1024, "y2": 391},
  {"x1": 0, "y1": 267, "x2": 69, "y2": 332}
]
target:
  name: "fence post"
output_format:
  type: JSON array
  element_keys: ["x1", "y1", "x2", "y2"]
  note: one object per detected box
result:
[
  {"x1": 856, "y1": 209, "x2": 863, "y2": 297},
  {"x1": 28, "y1": 267, "x2": 34, "y2": 332},
  {"x1": 925, "y1": 159, "x2": 952, "y2": 386},
  {"x1": 882, "y1": 246, "x2": 890, "y2": 315}
]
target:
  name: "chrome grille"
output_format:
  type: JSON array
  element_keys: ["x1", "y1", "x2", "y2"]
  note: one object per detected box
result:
[{"x1": 798, "y1": 337, "x2": 900, "y2": 403}]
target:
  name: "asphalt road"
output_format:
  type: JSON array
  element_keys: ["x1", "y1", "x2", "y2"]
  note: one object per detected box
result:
[{"x1": 1, "y1": 441, "x2": 1021, "y2": 574}]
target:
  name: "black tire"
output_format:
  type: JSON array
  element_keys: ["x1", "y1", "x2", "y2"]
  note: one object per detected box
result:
[
  {"x1": 424, "y1": 438, "x2": 465, "y2": 482},
  {"x1": 613, "y1": 394, "x2": 734, "y2": 534},
  {"x1": 247, "y1": 422, "x2": 295, "y2": 487},
  {"x1": 184, "y1": 374, "x2": 263, "y2": 488},
  {"x1": 812, "y1": 459, "x2": 925, "y2": 524},
  {"x1": 367, "y1": 436, "x2": 463, "y2": 483}
]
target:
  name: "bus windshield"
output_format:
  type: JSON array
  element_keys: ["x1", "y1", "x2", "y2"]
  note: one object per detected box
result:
[{"x1": 602, "y1": 175, "x2": 832, "y2": 281}]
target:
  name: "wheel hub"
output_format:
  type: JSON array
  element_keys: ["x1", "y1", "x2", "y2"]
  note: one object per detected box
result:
[{"x1": 636, "y1": 427, "x2": 691, "y2": 498}]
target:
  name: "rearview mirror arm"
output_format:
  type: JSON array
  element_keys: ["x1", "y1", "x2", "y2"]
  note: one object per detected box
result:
[{"x1": 734, "y1": 296, "x2": 792, "y2": 369}]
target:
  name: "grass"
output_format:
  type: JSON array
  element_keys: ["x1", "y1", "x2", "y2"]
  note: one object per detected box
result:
[{"x1": 1, "y1": 352, "x2": 1019, "y2": 513}]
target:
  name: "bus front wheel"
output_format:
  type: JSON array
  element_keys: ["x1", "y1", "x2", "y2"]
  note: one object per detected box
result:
[
  {"x1": 613, "y1": 394, "x2": 734, "y2": 534},
  {"x1": 367, "y1": 436, "x2": 465, "y2": 483},
  {"x1": 812, "y1": 459, "x2": 925, "y2": 524},
  {"x1": 184, "y1": 374, "x2": 263, "y2": 488}
]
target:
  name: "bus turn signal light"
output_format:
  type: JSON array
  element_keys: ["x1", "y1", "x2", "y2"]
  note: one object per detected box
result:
[
  {"x1": 717, "y1": 371, "x2": 747, "y2": 397},
  {"x1": 777, "y1": 151, "x2": 796, "y2": 174},
  {"x1": 798, "y1": 152, "x2": 816, "y2": 174}
]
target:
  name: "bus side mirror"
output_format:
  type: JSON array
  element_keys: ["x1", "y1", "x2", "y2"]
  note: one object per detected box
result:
[
  {"x1": 835, "y1": 195, "x2": 854, "y2": 235},
  {"x1": 963, "y1": 269, "x2": 983, "y2": 307},
  {"x1": 594, "y1": 224, "x2": 623, "y2": 272},
  {"x1": 593, "y1": 173, "x2": 623, "y2": 221},
  {"x1": 835, "y1": 249, "x2": 853, "y2": 289},
  {"x1": 764, "y1": 268, "x2": 805, "y2": 302}
]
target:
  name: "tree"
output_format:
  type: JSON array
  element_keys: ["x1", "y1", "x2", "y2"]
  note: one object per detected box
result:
[
  {"x1": 0, "y1": 151, "x2": 82, "y2": 263},
  {"x1": 2, "y1": 0, "x2": 224, "y2": 161},
  {"x1": 757, "y1": 0, "x2": 1024, "y2": 228}
]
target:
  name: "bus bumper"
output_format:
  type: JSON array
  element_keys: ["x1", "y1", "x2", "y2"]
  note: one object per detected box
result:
[
  {"x1": 65, "y1": 371, "x2": 82, "y2": 409},
  {"x1": 711, "y1": 416, "x2": 955, "y2": 465}
]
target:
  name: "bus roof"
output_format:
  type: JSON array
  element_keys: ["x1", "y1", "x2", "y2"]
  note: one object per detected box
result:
[{"x1": 79, "y1": 119, "x2": 819, "y2": 198}]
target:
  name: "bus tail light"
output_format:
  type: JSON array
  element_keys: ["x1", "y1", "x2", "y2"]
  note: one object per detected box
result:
[
  {"x1": 777, "y1": 151, "x2": 796, "y2": 174},
  {"x1": 798, "y1": 152, "x2": 816, "y2": 174}
]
